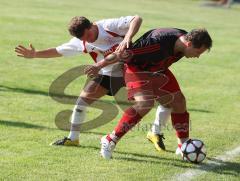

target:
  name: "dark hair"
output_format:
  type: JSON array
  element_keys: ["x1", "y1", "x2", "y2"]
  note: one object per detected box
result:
[
  {"x1": 68, "y1": 16, "x2": 92, "y2": 38},
  {"x1": 185, "y1": 28, "x2": 212, "y2": 50}
]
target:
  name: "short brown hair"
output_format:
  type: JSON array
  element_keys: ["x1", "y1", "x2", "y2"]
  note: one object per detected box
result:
[
  {"x1": 68, "y1": 16, "x2": 92, "y2": 38},
  {"x1": 185, "y1": 28, "x2": 212, "y2": 50}
]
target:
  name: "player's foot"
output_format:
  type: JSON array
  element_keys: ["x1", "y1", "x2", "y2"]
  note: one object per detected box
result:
[
  {"x1": 175, "y1": 147, "x2": 182, "y2": 155},
  {"x1": 147, "y1": 132, "x2": 166, "y2": 151},
  {"x1": 100, "y1": 136, "x2": 116, "y2": 159},
  {"x1": 50, "y1": 137, "x2": 79, "y2": 146},
  {"x1": 176, "y1": 144, "x2": 183, "y2": 156}
]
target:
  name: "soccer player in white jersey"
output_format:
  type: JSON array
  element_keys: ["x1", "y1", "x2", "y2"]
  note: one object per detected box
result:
[{"x1": 15, "y1": 15, "x2": 170, "y2": 151}]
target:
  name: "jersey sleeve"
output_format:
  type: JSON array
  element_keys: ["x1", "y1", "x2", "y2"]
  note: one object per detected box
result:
[
  {"x1": 56, "y1": 37, "x2": 85, "y2": 56},
  {"x1": 100, "y1": 16, "x2": 135, "y2": 36}
]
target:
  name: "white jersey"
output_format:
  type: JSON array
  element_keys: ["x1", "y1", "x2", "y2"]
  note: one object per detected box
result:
[{"x1": 56, "y1": 16, "x2": 135, "y2": 77}]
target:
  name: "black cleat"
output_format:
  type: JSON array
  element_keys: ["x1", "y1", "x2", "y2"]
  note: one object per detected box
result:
[
  {"x1": 147, "y1": 132, "x2": 166, "y2": 151},
  {"x1": 50, "y1": 137, "x2": 79, "y2": 146}
]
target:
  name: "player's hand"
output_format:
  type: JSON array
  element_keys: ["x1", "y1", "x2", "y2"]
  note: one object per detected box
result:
[
  {"x1": 15, "y1": 44, "x2": 36, "y2": 58},
  {"x1": 84, "y1": 65, "x2": 100, "y2": 78},
  {"x1": 116, "y1": 36, "x2": 131, "y2": 53}
]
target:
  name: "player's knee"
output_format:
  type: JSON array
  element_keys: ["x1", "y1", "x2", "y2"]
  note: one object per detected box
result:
[
  {"x1": 79, "y1": 91, "x2": 100, "y2": 105},
  {"x1": 80, "y1": 91, "x2": 89, "y2": 99},
  {"x1": 77, "y1": 93, "x2": 91, "y2": 104},
  {"x1": 156, "y1": 93, "x2": 175, "y2": 106},
  {"x1": 75, "y1": 97, "x2": 89, "y2": 111},
  {"x1": 80, "y1": 81, "x2": 107, "y2": 101},
  {"x1": 134, "y1": 100, "x2": 154, "y2": 116}
]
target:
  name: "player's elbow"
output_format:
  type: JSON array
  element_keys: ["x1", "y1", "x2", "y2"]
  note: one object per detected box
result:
[{"x1": 133, "y1": 15, "x2": 143, "y2": 24}]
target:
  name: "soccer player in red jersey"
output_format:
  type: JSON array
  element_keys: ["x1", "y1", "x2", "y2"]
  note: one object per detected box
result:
[{"x1": 85, "y1": 28, "x2": 212, "y2": 159}]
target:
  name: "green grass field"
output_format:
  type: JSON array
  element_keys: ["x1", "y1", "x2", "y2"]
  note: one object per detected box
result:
[{"x1": 1, "y1": 0, "x2": 240, "y2": 180}]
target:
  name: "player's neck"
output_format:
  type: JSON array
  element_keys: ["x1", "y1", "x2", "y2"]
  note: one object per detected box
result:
[
  {"x1": 174, "y1": 35, "x2": 187, "y2": 55},
  {"x1": 92, "y1": 23, "x2": 99, "y2": 41}
]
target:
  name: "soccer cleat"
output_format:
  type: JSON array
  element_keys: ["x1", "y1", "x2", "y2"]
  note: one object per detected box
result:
[
  {"x1": 176, "y1": 144, "x2": 183, "y2": 157},
  {"x1": 175, "y1": 147, "x2": 182, "y2": 155},
  {"x1": 147, "y1": 132, "x2": 166, "y2": 151},
  {"x1": 100, "y1": 136, "x2": 116, "y2": 159},
  {"x1": 50, "y1": 137, "x2": 79, "y2": 146}
]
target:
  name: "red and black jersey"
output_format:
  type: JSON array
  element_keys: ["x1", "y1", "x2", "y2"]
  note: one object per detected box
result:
[{"x1": 125, "y1": 28, "x2": 187, "y2": 72}]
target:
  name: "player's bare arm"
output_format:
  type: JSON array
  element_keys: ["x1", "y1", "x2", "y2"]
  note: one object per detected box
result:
[
  {"x1": 15, "y1": 44, "x2": 62, "y2": 58},
  {"x1": 116, "y1": 15, "x2": 142, "y2": 53},
  {"x1": 84, "y1": 52, "x2": 120, "y2": 78}
]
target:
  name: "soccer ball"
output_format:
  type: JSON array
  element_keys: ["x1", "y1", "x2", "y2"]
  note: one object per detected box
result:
[{"x1": 181, "y1": 139, "x2": 207, "y2": 164}]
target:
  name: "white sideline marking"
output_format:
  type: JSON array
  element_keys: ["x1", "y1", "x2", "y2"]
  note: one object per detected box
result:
[{"x1": 172, "y1": 146, "x2": 240, "y2": 181}]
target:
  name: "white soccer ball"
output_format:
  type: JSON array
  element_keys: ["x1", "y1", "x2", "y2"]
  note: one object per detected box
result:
[{"x1": 181, "y1": 139, "x2": 207, "y2": 164}]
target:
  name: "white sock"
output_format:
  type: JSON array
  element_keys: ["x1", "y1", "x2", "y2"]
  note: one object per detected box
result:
[
  {"x1": 108, "y1": 131, "x2": 119, "y2": 143},
  {"x1": 68, "y1": 98, "x2": 88, "y2": 141},
  {"x1": 151, "y1": 105, "x2": 172, "y2": 135}
]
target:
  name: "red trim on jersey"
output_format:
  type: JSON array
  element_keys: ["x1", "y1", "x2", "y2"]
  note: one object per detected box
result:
[
  {"x1": 105, "y1": 30, "x2": 124, "y2": 38},
  {"x1": 89, "y1": 52, "x2": 98, "y2": 63},
  {"x1": 131, "y1": 44, "x2": 161, "y2": 55},
  {"x1": 83, "y1": 41, "x2": 87, "y2": 53},
  {"x1": 103, "y1": 44, "x2": 119, "y2": 57}
]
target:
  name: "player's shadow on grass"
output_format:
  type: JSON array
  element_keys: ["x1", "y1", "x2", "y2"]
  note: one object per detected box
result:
[
  {"x1": 79, "y1": 144, "x2": 189, "y2": 168},
  {"x1": 188, "y1": 108, "x2": 213, "y2": 113},
  {"x1": 200, "y1": 157, "x2": 240, "y2": 177},
  {"x1": 0, "y1": 85, "x2": 70, "y2": 99},
  {"x1": 0, "y1": 85, "x2": 49, "y2": 96},
  {"x1": 80, "y1": 144, "x2": 240, "y2": 172},
  {"x1": 82, "y1": 131, "x2": 107, "y2": 136},
  {"x1": 0, "y1": 119, "x2": 55, "y2": 130}
]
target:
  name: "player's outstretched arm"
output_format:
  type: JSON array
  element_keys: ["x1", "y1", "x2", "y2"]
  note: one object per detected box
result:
[
  {"x1": 15, "y1": 44, "x2": 62, "y2": 58},
  {"x1": 116, "y1": 15, "x2": 142, "y2": 53},
  {"x1": 84, "y1": 52, "x2": 120, "y2": 78}
]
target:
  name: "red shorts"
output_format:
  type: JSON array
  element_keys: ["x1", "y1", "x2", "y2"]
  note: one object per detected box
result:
[{"x1": 124, "y1": 66, "x2": 181, "y2": 100}]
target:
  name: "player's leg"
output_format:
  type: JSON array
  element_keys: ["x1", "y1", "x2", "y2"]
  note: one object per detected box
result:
[
  {"x1": 101, "y1": 93, "x2": 155, "y2": 159},
  {"x1": 147, "y1": 71, "x2": 174, "y2": 152},
  {"x1": 51, "y1": 75, "x2": 110, "y2": 146},
  {"x1": 147, "y1": 105, "x2": 172, "y2": 151},
  {"x1": 67, "y1": 80, "x2": 109, "y2": 141},
  {"x1": 151, "y1": 105, "x2": 172, "y2": 135},
  {"x1": 68, "y1": 75, "x2": 125, "y2": 142},
  {"x1": 156, "y1": 91, "x2": 189, "y2": 155},
  {"x1": 164, "y1": 69, "x2": 189, "y2": 153},
  {"x1": 101, "y1": 70, "x2": 156, "y2": 159},
  {"x1": 153, "y1": 69, "x2": 189, "y2": 154},
  {"x1": 169, "y1": 91, "x2": 189, "y2": 155}
]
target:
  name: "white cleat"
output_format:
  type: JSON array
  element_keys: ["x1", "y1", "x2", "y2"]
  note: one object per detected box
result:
[
  {"x1": 100, "y1": 136, "x2": 116, "y2": 159},
  {"x1": 175, "y1": 147, "x2": 182, "y2": 155}
]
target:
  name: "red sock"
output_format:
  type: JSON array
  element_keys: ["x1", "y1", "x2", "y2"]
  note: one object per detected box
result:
[
  {"x1": 171, "y1": 111, "x2": 189, "y2": 139},
  {"x1": 110, "y1": 107, "x2": 142, "y2": 141}
]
